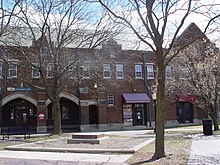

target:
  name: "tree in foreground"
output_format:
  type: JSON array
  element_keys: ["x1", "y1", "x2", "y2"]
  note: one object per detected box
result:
[
  {"x1": 94, "y1": 0, "x2": 220, "y2": 159},
  {"x1": 8, "y1": 0, "x2": 121, "y2": 135}
]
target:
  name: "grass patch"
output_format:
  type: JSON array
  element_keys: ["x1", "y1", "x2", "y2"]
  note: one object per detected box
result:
[{"x1": 126, "y1": 136, "x2": 191, "y2": 165}]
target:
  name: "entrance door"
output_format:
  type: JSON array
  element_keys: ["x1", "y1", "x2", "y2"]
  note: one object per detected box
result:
[
  {"x1": 89, "y1": 105, "x2": 99, "y2": 124},
  {"x1": 15, "y1": 106, "x2": 28, "y2": 127},
  {"x1": 176, "y1": 102, "x2": 193, "y2": 123},
  {"x1": 134, "y1": 104, "x2": 144, "y2": 125}
]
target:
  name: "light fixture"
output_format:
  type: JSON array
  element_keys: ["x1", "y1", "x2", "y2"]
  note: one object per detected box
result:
[
  {"x1": 152, "y1": 92, "x2": 156, "y2": 100},
  {"x1": 93, "y1": 83, "x2": 97, "y2": 89}
]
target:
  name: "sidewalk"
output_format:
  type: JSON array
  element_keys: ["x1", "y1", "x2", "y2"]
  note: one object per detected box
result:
[
  {"x1": 188, "y1": 134, "x2": 220, "y2": 165},
  {"x1": 0, "y1": 129, "x2": 154, "y2": 164}
]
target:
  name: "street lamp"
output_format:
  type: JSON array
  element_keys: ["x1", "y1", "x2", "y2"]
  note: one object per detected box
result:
[
  {"x1": 152, "y1": 92, "x2": 157, "y2": 133},
  {"x1": 93, "y1": 83, "x2": 98, "y2": 89}
]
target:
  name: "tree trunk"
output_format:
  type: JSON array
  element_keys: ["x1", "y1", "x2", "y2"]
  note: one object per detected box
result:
[
  {"x1": 53, "y1": 99, "x2": 62, "y2": 135},
  {"x1": 153, "y1": 48, "x2": 166, "y2": 159},
  {"x1": 210, "y1": 114, "x2": 219, "y2": 131}
]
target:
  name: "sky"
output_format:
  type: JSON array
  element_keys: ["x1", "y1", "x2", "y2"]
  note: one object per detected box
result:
[{"x1": 1, "y1": 0, "x2": 220, "y2": 50}]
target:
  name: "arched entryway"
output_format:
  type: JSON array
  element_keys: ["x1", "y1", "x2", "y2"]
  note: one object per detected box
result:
[
  {"x1": 89, "y1": 105, "x2": 99, "y2": 124},
  {"x1": 47, "y1": 97, "x2": 80, "y2": 132},
  {"x1": 2, "y1": 98, "x2": 37, "y2": 131}
]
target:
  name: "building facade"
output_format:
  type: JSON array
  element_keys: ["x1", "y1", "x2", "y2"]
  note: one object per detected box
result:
[{"x1": 0, "y1": 23, "x2": 210, "y2": 133}]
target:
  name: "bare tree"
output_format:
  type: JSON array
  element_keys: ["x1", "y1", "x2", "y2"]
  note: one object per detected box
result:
[
  {"x1": 10, "y1": 0, "x2": 122, "y2": 135},
  {"x1": 0, "y1": 0, "x2": 21, "y2": 41},
  {"x1": 93, "y1": 0, "x2": 220, "y2": 159},
  {"x1": 168, "y1": 38, "x2": 220, "y2": 131}
]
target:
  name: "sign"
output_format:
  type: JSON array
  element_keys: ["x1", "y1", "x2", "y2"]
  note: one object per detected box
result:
[
  {"x1": 7, "y1": 87, "x2": 32, "y2": 92},
  {"x1": 15, "y1": 87, "x2": 32, "y2": 91},
  {"x1": 37, "y1": 112, "x2": 46, "y2": 121}
]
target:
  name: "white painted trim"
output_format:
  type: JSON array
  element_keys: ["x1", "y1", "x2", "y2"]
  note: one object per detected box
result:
[
  {"x1": 45, "y1": 92, "x2": 79, "y2": 106},
  {"x1": 2, "y1": 93, "x2": 37, "y2": 106}
]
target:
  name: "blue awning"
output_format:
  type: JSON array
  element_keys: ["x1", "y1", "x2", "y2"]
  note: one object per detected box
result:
[{"x1": 122, "y1": 93, "x2": 150, "y2": 103}]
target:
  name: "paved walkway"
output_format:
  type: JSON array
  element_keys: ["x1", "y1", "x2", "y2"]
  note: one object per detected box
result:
[
  {"x1": 1, "y1": 128, "x2": 220, "y2": 164},
  {"x1": 0, "y1": 150, "x2": 131, "y2": 165},
  {"x1": 0, "y1": 129, "x2": 153, "y2": 164},
  {"x1": 188, "y1": 134, "x2": 220, "y2": 165}
]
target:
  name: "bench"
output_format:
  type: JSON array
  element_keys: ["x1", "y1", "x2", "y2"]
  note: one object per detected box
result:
[{"x1": 1, "y1": 127, "x2": 30, "y2": 140}]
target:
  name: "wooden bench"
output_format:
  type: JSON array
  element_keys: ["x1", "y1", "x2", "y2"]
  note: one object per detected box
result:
[{"x1": 1, "y1": 127, "x2": 30, "y2": 140}]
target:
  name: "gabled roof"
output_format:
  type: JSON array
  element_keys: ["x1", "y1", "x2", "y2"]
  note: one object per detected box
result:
[{"x1": 174, "y1": 22, "x2": 207, "y2": 47}]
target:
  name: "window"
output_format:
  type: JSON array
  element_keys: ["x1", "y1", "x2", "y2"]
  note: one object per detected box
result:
[
  {"x1": 116, "y1": 64, "x2": 124, "y2": 79},
  {"x1": 46, "y1": 63, "x2": 53, "y2": 78},
  {"x1": 135, "y1": 64, "x2": 142, "y2": 78},
  {"x1": 107, "y1": 93, "x2": 115, "y2": 106},
  {"x1": 40, "y1": 47, "x2": 49, "y2": 55},
  {"x1": 62, "y1": 105, "x2": 69, "y2": 119},
  {"x1": 103, "y1": 64, "x2": 111, "y2": 78},
  {"x1": 32, "y1": 63, "x2": 40, "y2": 78},
  {"x1": 69, "y1": 64, "x2": 77, "y2": 79},
  {"x1": 166, "y1": 65, "x2": 172, "y2": 78},
  {"x1": 147, "y1": 64, "x2": 154, "y2": 79},
  {"x1": 9, "y1": 62, "x2": 17, "y2": 78},
  {"x1": 81, "y1": 64, "x2": 90, "y2": 79},
  {"x1": 0, "y1": 62, "x2": 2, "y2": 78}
]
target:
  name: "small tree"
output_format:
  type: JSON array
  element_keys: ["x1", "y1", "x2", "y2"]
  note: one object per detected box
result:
[
  {"x1": 167, "y1": 39, "x2": 220, "y2": 131},
  {"x1": 0, "y1": 0, "x2": 21, "y2": 39}
]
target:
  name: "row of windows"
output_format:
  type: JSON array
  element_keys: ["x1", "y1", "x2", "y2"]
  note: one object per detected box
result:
[{"x1": 0, "y1": 61, "x2": 171, "y2": 79}]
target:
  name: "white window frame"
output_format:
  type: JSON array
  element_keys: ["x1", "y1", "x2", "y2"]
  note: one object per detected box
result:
[
  {"x1": 107, "y1": 93, "x2": 115, "y2": 106},
  {"x1": 135, "y1": 64, "x2": 142, "y2": 78},
  {"x1": 69, "y1": 64, "x2": 77, "y2": 79},
  {"x1": 166, "y1": 65, "x2": 172, "y2": 78},
  {"x1": 32, "y1": 63, "x2": 40, "y2": 78},
  {"x1": 103, "y1": 64, "x2": 111, "y2": 79},
  {"x1": 116, "y1": 64, "x2": 124, "y2": 79},
  {"x1": 147, "y1": 64, "x2": 154, "y2": 79},
  {"x1": 8, "y1": 62, "x2": 17, "y2": 78},
  {"x1": 81, "y1": 64, "x2": 90, "y2": 79},
  {"x1": 46, "y1": 63, "x2": 54, "y2": 78}
]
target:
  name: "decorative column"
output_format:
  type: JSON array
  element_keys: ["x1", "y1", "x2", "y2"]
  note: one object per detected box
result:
[{"x1": 36, "y1": 92, "x2": 47, "y2": 133}]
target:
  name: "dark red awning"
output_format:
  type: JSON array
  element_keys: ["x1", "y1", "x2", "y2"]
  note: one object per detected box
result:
[
  {"x1": 122, "y1": 93, "x2": 150, "y2": 103},
  {"x1": 176, "y1": 94, "x2": 197, "y2": 102}
]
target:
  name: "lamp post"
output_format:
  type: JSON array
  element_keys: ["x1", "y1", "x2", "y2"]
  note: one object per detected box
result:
[
  {"x1": 152, "y1": 92, "x2": 157, "y2": 133},
  {"x1": 93, "y1": 83, "x2": 98, "y2": 104}
]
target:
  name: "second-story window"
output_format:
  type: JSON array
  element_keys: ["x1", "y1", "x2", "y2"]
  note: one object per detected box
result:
[
  {"x1": 69, "y1": 64, "x2": 77, "y2": 79},
  {"x1": 135, "y1": 64, "x2": 142, "y2": 78},
  {"x1": 32, "y1": 63, "x2": 40, "y2": 78},
  {"x1": 0, "y1": 62, "x2": 2, "y2": 78},
  {"x1": 103, "y1": 64, "x2": 111, "y2": 78},
  {"x1": 116, "y1": 64, "x2": 124, "y2": 79},
  {"x1": 147, "y1": 64, "x2": 154, "y2": 79},
  {"x1": 107, "y1": 93, "x2": 115, "y2": 106},
  {"x1": 81, "y1": 64, "x2": 90, "y2": 79},
  {"x1": 166, "y1": 65, "x2": 172, "y2": 78},
  {"x1": 9, "y1": 62, "x2": 17, "y2": 78},
  {"x1": 46, "y1": 63, "x2": 54, "y2": 78}
]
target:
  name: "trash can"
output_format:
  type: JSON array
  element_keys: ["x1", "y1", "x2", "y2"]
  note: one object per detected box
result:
[{"x1": 202, "y1": 118, "x2": 213, "y2": 135}]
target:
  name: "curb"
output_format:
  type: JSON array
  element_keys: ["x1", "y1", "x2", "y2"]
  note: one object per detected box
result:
[{"x1": 4, "y1": 138, "x2": 155, "y2": 154}]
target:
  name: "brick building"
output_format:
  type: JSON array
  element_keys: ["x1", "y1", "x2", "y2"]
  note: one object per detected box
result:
[{"x1": 0, "y1": 23, "x2": 209, "y2": 133}]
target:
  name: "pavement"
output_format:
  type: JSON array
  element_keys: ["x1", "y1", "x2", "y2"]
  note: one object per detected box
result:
[
  {"x1": 0, "y1": 127, "x2": 220, "y2": 164},
  {"x1": 0, "y1": 129, "x2": 154, "y2": 165},
  {"x1": 188, "y1": 134, "x2": 220, "y2": 165}
]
